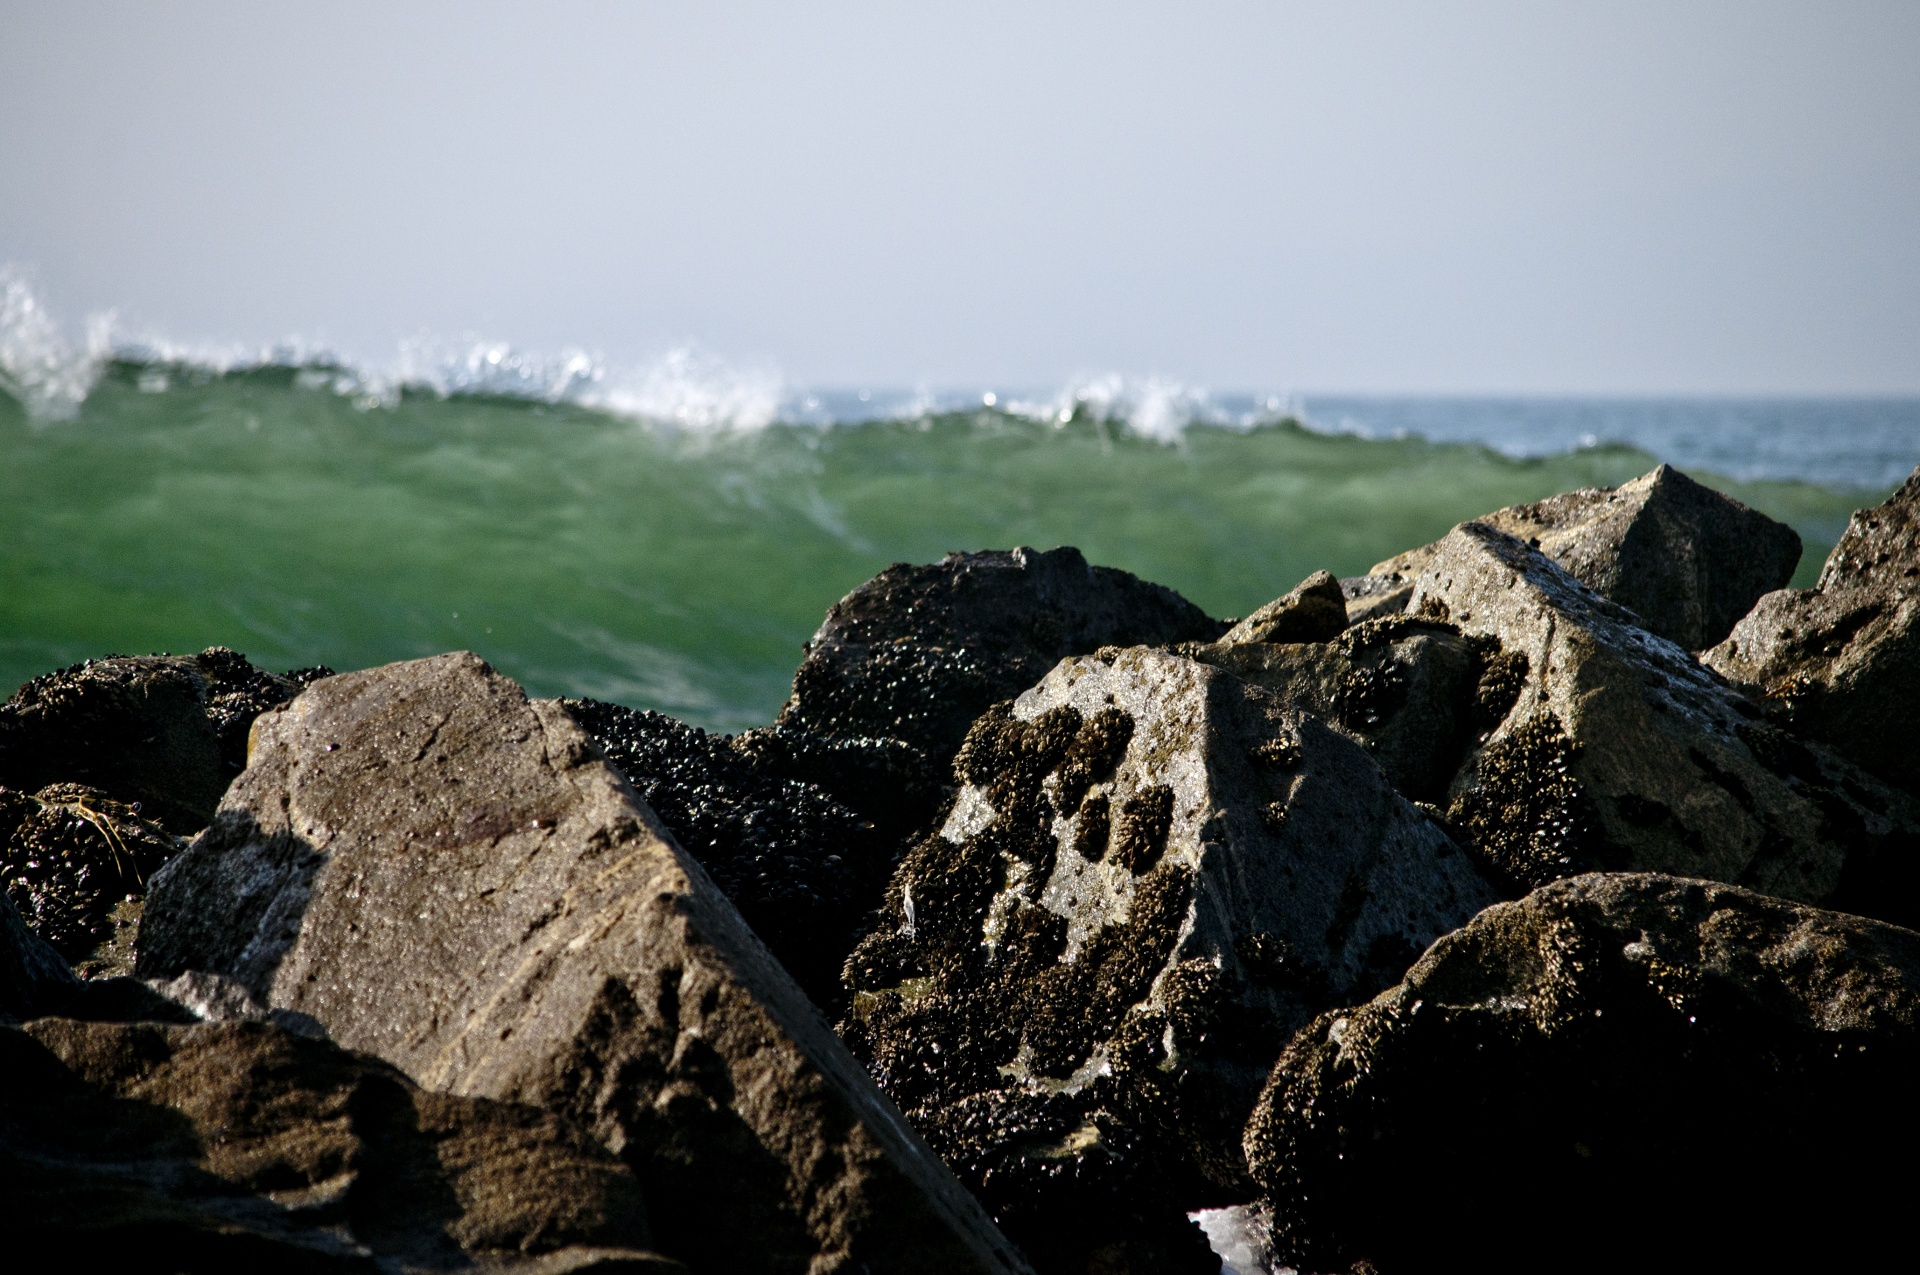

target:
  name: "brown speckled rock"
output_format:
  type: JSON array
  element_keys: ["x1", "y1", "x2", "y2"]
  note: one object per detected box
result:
[
  {"x1": 1243, "y1": 873, "x2": 1920, "y2": 1273},
  {"x1": 842, "y1": 646, "x2": 1495, "y2": 1274},
  {"x1": 1216, "y1": 570, "x2": 1348, "y2": 647},
  {"x1": 1406, "y1": 522, "x2": 1920, "y2": 922},
  {"x1": 136, "y1": 653, "x2": 1030, "y2": 1275},
  {"x1": 1355, "y1": 466, "x2": 1800, "y2": 650},
  {"x1": 1706, "y1": 469, "x2": 1920, "y2": 798},
  {"x1": 0, "y1": 1015, "x2": 676, "y2": 1272}
]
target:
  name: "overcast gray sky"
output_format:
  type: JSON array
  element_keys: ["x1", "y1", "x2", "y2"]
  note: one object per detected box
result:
[{"x1": 2, "y1": 1, "x2": 1916, "y2": 393}]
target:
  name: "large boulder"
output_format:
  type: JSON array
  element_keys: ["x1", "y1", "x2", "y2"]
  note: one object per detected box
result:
[
  {"x1": 1356, "y1": 466, "x2": 1800, "y2": 650},
  {"x1": 136, "y1": 653, "x2": 1030, "y2": 1275},
  {"x1": 776, "y1": 547, "x2": 1224, "y2": 830},
  {"x1": 1, "y1": 783, "x2": 181, "y2": 974},
  {"x1": 0, "y1": 647, "x2": 327, "y2": 833},
  {"x1": 1404, "y1": 522, "x2": 1920, "y2": 922},
  {"x1": 1243, "y1": 873, "x2": 1920, "y2": 1273},
  {"x1": 560, "y1": 698, "x2": 895, "y2": 1016},
  {"x1": 841, "y1": 646, "x2": 1497, "y2": 1274},
  {"x1": 1706, "y1": 469, "x2": 1920, "y2": 797},
  {"x1": 1, "y1": 1015, "x2": 678, "y2": 1271}
]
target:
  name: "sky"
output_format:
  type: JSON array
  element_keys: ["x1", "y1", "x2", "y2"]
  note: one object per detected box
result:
[{"x1": 1, "y1": 1, "x2": 1917, "y2": 394}]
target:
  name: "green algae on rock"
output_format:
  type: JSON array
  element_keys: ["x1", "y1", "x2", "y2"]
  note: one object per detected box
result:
[
  {"x1": 1243, "y1": 872, "x2": 1920, "y2": 1273},
  {"x1": 842, "y1": 645, "x2": 1496, "y2": 1274}
]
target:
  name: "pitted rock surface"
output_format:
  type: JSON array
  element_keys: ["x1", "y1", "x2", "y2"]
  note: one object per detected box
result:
[
  {"x1": 1706, "y1": 468, "x2": 1920, "y2": 799},
  {"x1": 1244, "y1": 873, "x2": 1920, "y2": 1273},
  {"x1": 0, "y1": 1016, "x2": 676, "y2": 1272},
  {"x1": 841, "y1": 646, "x2": 1495, "y2": 1274},
  {"x1": 136, "y1": 653, "x2": 1030, "y2": 1275},
  {"x1": 1357, "y1": 465, "x2": 1800, "y2": 650},
  {"x1": 0, "y1": 647, "x2": 325, "y2": 834},
  {"x1": 1406, "y1": 522, "x2": 1920, "y2": 919},
  {"x1": 1216, "y1": 570, "x2": 1348, "y2": 647},
  {"x1": 777, "y1": 547, "x2": 1224, "y2": 830}
]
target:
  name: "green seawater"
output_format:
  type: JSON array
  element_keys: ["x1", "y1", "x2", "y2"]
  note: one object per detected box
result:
[{"x1": 0, "y1": 364, "x2": 1884, "y2": 732}]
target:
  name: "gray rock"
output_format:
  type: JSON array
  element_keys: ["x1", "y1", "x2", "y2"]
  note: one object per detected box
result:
[
  {"x1": 135, "y1": 652, "x2": 1029, "y2": 1275},
  {"x1": 0, "y1": 889, "x2": 76, "y2": 1022},
  {"x1": 1338, "y1": 572, "x2": 1414, "y2": 625},
  {"x1": 1705, "y1": 469, "x2": 1920, "y2": 797},
  {"x1": 1216, "y1": 571, "x2": 1348, "y2": 647},
  {"x1": 1405, "y1": 521, "x2": 1920, "y2": 920},
  {"x1": 0, "y1": 1015, "x2": 678, "y2": 1272},
  {"x1": 1243, "y1": 872, "x2": 1920, "y2": 1273},
  {"x1": 0, "y1": 647, "x2": 326, "y2": 834},
  {"x1": 1358, "y1": 466, "x2": 1800, "y2": 650},
  {"x1": 841, "y1": 646, "x2": 1496, "y2": 1274},
  {"x1": 777, "y1": 547, "x2": 1225, "y2": 830}
]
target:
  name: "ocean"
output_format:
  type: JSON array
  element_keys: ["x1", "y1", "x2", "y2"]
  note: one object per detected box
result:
[{"x1": 3, "y1": 298, "x2": 1916, "y2": 730}]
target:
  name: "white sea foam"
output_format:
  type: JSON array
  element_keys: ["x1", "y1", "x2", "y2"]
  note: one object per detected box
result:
[{"x1": 0, "y1": 270, "x2": 112, "y2": 421}]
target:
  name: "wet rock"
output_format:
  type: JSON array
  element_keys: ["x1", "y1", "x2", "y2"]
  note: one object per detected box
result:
[
  {"x1": 777, "y1": 547, "x2": 1224, "y2": 830},
  {"x1": 1243, "y1": 872, "x2": 1920, "y2": 1273},
  {"x1": 0, "y1": 783, "x2": 181, "y2": 974},
  {"x1": 1193, "y1": 614, "x2": 1509, "y2": 804},
  {"x1": 1360, "y1": 466, "x2": 1800, "y2": 650},
  {"x1": 1, "y1": 1015, "x2": 678, "y2": 1272},
  {"x1": 841, "y1": 646, "x2": 1496, "y2": 1274},
  {"x1": 137, "y1": 653, "x2": 1030, "y2": 1275},
  {"x1": 559, "y1": 698, "x2": 894, "y2": 1015},
  {"x1": 1705, "y1": 469, "x2": 1920, "y2": 796},
  {"x1": 1217, "y1": 570, "x2": 1348, "y2": 646},
  {"x1": 0, "y1": 890, "x2": 76, "y2": 1021},
  {"x1": 1406, "y1": 521, "x2": 1920, "y2": 920},
  {"x1": 0, "y1": 647, "x2": 325, "y2": 833}
]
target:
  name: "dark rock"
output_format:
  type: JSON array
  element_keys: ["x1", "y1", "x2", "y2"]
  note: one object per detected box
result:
[
  {"x1": 841, "y1": 646, "x2": 1495, "y2": 1274},
  {"x1": 0, "y1": 889, "x2": 76, "y2": 1021},
  {"x1": 1362, "y1": 465, "x2": 1801, "y2": 650},
  {"x1": 777, "y1": 547, "x2": 1225, "y2": 830},
  {"x1": 0, "y1": 647, "x2": 320, "y2": 833},
  {"x1": 1243, "y1": 872, "x2": 1920, "y2": 1273},
  {"x1": 0, "y1": 783, "x2": 181, "y2": 973},
  {"x1": 1216, "y1": 570, "x2": 1348, "y2": 646},
  {"x1": 0, "y1": 1016, "x2": 678, "y2": 1271},
  {"x1": 1706, "y1": 468, "x2": 1920, "y2": 796},
  {"x1": 1406, "y1": 522, "x2": 1920, "y2": 919},
  {"x1": 558, "y1": 698, "x2": 893, "y2": 1015},
  {"x1": 137, "y1": 653, "x2": 1031, "y2": 1275}
]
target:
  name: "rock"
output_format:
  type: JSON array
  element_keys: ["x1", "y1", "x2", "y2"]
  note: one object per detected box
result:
[
  {"x1": 1405, "y1": 521, "x2": 1920, "y2": 922},
  {"x1": 1705, "y1": 469, "x2": 1920, "y2": 796},
  {"x1": 1359, "y1": 466, "x2": 1800, "y2": 650},
  {"x1": 1192, "y1": 614, "x2": 1516, "y2": 804},
  {"x1": 1243, "y1": 872, "x2": 1920, "y2": 1273},
  {"x1": 0, "y1": 647, "x2": 327, "y2": 833},
  {"x1": 1217, "y1": 571, "x2": 1348, "y2": 646},
  {"x1": 1, "y1": 1015, "x2": 679, "y2": 1272},
  {"x1": 1338, "y1": 573, "x2": 1413, "y2": 625},
  {"x1": 136, "y1": 653, "x2": 1030, "y2": 1275},
  {"x1": 0, "y1": 889, "x2": 76, "y2": 1021},
  {"x1": 777, "y1": 547, "x2": 1224, "y2": 830},
  {"x1": 559, "y1": 698, "x2": 895, "y2": 1015},
  {"x1": 841, "y1": 646, "x2": 1497, "y2": 1273},
  {"x1": 0, "y1": 783, "x2": 181, "y2": 973}
]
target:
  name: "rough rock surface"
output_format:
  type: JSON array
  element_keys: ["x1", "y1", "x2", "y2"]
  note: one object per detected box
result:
[
  {"x1": 1360, "y1": 466, "x2": 1800, "y2": 650},
  {"x1": 0, "y1": 890, "x2": 76, "y2": 1021},
  {"x1": 1244, "y1": 873, "x2": 1920, "y2": 1272},
  {"x1": 0, "y1": 783, "x2": 181, "y2": 973},
  {"x1": 1706, "y1": 469, "x2": 1920, "y2": 796},
  {"x1": 0, "y1": 647, "x2": 328, "y2": 833},
  {"x1": 841, "y1": 646, "x2": 1497, "y2": 1274},
  {"x1": 1, "y1": 1015, "x2": 678, "y2": 1272},
  {"x1": 560, "y1": 698, "x2": 894, "y2": 1015},
  {"x1": 1216, "y1": 570, "x2": 1348, "y2": 647},
  {"x1": 1406, "y1": 522, "x2": 1920, "y2": 922},
  {"x1": 1192, "y1": 614, "x2": 1520, "y2": 805},
  {"x1": 136, "y1": 653, "x2": 1030, "y2": 1275},
  {"x1": 777, "y1": 547, "x2": 1224, "y2": 830}
]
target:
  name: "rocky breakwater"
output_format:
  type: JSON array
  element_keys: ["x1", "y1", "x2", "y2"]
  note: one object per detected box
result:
[{"x1": 136, "y1": 652, "x2": 1030, "y2": 1275}]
